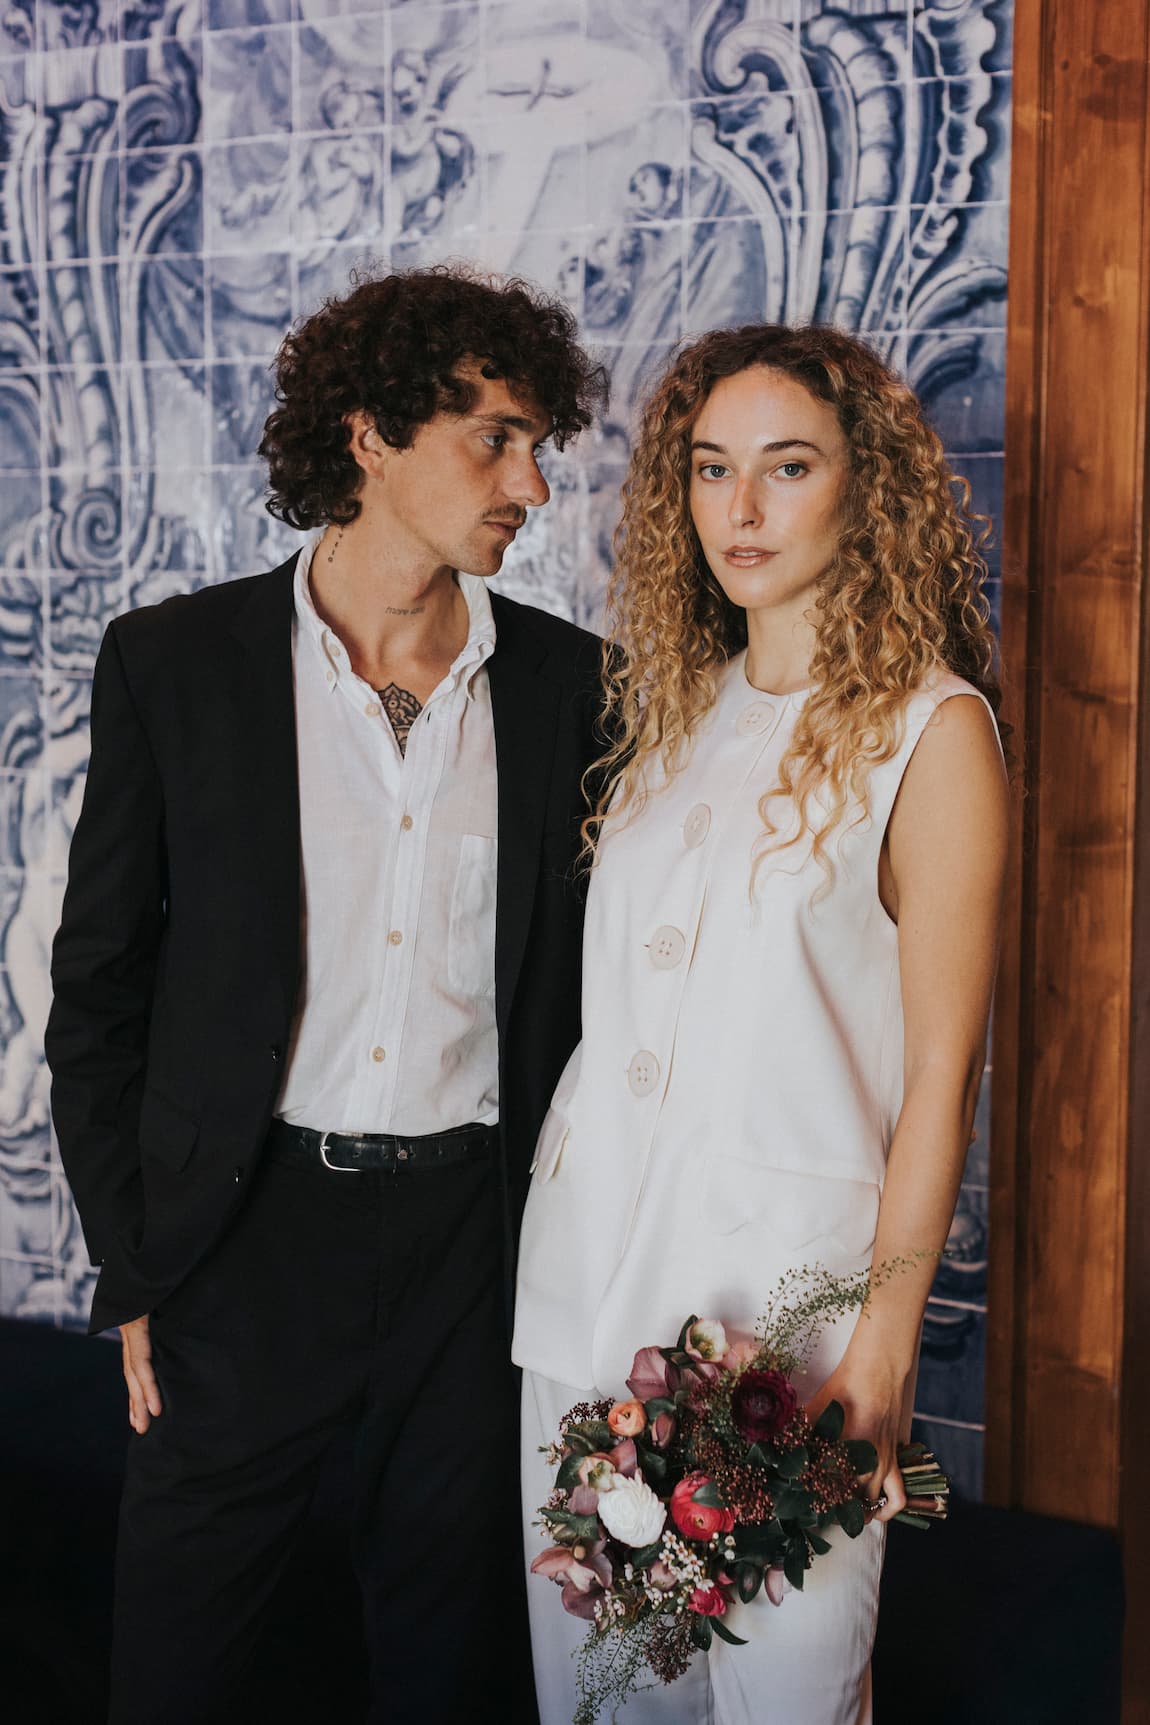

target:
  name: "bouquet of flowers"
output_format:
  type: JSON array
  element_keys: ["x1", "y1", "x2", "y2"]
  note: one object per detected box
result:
[{"x1": 532, "y1": 1266, "x2": 949, "y2": 1724}]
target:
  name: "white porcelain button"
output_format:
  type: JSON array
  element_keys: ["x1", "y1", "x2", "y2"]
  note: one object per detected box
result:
[
  {"x1": 627, "y1": 1051, "x2": 660, "y2": 1096},
  {"x1": 649, "y1": 925, "x2": 685, "y2": 969},
  {"x1": 737, "y1": 701, "x2": 775, "y2": 737},
  {"x1": 684, "y1": 804, "x2": 711, "y2": 847}
]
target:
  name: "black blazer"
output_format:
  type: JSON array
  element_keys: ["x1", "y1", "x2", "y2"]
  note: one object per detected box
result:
[{"x1": 45, "y1": 556, "x2": 606, "y2": 1334}]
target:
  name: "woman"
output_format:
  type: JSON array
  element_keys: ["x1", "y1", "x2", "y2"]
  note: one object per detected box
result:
[{"x1": 513, "y1": 324, "x2": 1009, "y2": 1724}]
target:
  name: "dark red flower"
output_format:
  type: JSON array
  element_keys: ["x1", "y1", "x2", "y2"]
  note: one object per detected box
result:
[{"x1": 730, "y1": 1369, "x2": 799, "y2": 1443}]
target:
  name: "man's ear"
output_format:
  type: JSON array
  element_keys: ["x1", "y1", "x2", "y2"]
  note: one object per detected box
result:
[{"x1": 345, "y1": 411, "x2": 389, "y2": 479}]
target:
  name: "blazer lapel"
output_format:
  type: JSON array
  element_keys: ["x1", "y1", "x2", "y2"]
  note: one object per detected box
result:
[
  {"x1": 488, "y1": 595, "x2": 561, "y2": 1043},
  {"x1": 227, "y1": 556, "x2": 302, "y2": 1021}
]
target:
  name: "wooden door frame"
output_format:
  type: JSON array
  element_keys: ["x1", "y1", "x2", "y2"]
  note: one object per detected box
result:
[{"x1": 990, "y1": 0, "x2": 1150, "y2": 1714}]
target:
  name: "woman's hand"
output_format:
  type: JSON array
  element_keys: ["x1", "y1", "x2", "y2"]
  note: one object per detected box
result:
[{"x1": 806, "y1": 1346, "x2": 908, "y2": 1525}]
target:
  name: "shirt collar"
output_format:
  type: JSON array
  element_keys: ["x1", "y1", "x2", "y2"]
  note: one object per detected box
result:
[{"x1": 293, "y1": 531, "x2": 498, "y2": 697}]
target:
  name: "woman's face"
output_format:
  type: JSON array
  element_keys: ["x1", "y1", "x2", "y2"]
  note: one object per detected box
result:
[{"x1": 688, "y1": 365, "x2": 850, "y2": 624}]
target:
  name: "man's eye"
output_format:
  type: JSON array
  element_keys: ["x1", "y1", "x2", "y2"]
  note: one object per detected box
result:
[{"x1": 482, "y1": 433, "x2": 506, "y2": 449}]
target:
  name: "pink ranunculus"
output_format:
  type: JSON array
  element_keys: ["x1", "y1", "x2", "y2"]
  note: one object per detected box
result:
[
  {"x1": 626, "y1": 1346, "x2": 672, "y2": 1404},
  {"x1": 670, "y1": 1472, "x2": 736, "y2": 1541},
  {"x1": 646, "y1": 1559, "x2": 677, "y2": 1592},
  {"x1": 609, "y1": 1437, "x2": 638, "y2": 1478},
  {"x1": 688, "y1": 1584, "x2": 728, "y2": 1617},
  {"x1": 575, "y1": 1452, "x2": 618, "y2": 1492},
  {"x1": 730, "y1": 1369, "x2": 800, "y2": 1444},
  {"x1": 722, "y1": 1339, "x2": 760, "y2": 1372},
  {"x1": 607, "y1": 1399, "x2": 648, "y2": 1438},
  {"x1": 685, "y1": 1319, "x2": 728, "y2": 1362}
]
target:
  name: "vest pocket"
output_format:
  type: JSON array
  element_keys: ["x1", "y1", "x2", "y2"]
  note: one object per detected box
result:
[{"x1": 704, "y1": 1155, "x2": 880, "y2": 1258}]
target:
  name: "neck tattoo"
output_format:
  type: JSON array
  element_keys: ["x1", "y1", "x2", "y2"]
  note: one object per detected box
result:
[
  {"x1": 326, "y1": 527, "x2": 343, "y2": 565},
  {"x1": 385, "y1": 605, "x2": 425, "y2": 616}
]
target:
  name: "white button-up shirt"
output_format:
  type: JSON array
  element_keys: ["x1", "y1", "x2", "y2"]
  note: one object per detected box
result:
[{"x1": 275, "y1": 534, "x2": 499, "y2": 1134}]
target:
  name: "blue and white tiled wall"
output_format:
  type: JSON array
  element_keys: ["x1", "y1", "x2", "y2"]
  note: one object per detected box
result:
[{"x1": 0, "y1": 0, "x2": 1009, "y2": 1494}]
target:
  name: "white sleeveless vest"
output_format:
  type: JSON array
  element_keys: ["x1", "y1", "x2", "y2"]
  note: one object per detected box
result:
[{"x1": 512, "y1": 653, "x2": 995, "y2": 1397}]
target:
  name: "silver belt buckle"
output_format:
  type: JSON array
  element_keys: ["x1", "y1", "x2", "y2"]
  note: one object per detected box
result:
[{"x1": 318, "y1": 1131, "x2": 359, "y2": 1172}]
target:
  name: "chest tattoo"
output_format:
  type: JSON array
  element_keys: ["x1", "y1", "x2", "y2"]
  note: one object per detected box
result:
[{"x1": 377, "y1": 683, "x2": 423, "y2": 756}]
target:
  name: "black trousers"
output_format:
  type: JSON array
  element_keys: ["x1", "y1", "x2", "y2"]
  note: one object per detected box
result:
[{"x1": 108, "y1": 1135, "x2": 537, "y2": 1725}]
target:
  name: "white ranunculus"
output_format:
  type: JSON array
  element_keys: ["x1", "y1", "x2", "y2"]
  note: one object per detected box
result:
[
  {"x1": 597, "y1": 1475, "x2": 667, "y2": 1549},
  {"x1": 687, "y1": 1319, "x2": 728, "y2": 1361}
]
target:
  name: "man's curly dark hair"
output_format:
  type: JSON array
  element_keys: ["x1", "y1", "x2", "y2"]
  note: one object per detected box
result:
[{"x1": 259, "y1": 264, "x2": 608, "y2": 530}]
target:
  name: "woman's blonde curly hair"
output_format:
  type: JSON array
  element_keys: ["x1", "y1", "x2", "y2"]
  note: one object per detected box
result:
[{"x1": 584, "y1": 323, "x2": 1005, "y2": 882}]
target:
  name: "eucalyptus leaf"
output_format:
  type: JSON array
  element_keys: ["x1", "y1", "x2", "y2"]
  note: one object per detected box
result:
[
  {"x1": 630, "y1": 1541, "x2": 664, "y2": 1569},
  {"x1": 772, "y1": 1485, "x2": 810, "y2": 1520},
  {"x1": 690, "y1": 1616, "x2": 714, "y2": 1653},
  {"x1": 645, "y1": 1398, "x2": 676, "y2": 1419},
  {"x1": 691, "y1": 1479, "x2": 725, "y2": 1508},
  {"x1": 807, "y1": 1531, "x2": 832, "y2": 1556},
  {"x1": 812, "y1": 1400, "x2": 845, "y2": 1442},
  {"x1": 556, "y1": 1452, "x2": 585, "y2": 1493},
  {"x1": 836, "y1": 1498, "x2": 866, "y2": 1539},
  {"x1": 711, "y1": 1618, "x2": 749, "y2": 1647},
  {"x1": 844, "y1": 1438, "x2": 878, "y2": 1475},
  {"x1": 775, "y1": 1446, "x2": 809, "y2": 1480},
  {"x1": 783, "y1": 1542, "x2": 809, "y2": 1592},
  {"x1": 564, "y1": 1431, "x2": 594, "y2": 1456}
]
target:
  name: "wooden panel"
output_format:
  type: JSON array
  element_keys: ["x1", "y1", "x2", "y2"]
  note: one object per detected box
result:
[
  {"x1": 995, "y1": 1, "x2": 1150, "y2": 1713},
  {"x1": 995, "y1": 0, "x2": 1149, "y2": 1528}
]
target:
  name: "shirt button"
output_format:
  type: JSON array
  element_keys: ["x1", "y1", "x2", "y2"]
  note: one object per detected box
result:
[
  {"x1": 737, "y1": 701, "x2": 774, "y2": 737},
  {"x1": 326, "y1": 669, "x2": 336, "y2": 685},
  {"x1": 400, "y1": 814, "x2": 413, "y2": 831},
  {"x1": 388, "y1": 929, "x2": 403, "y2": 946},
  {"x1": 648, "y1": 925, "x2": 685, "y2": 969},
  {"x1": 364, "y1": 701, "x2": 381, "y2": 717},
  {"x1": 627, "y1": 1051, "x2": 660, "y2": 1097},
  {"x1": 371, "y1": 1045, "x2": 386, "y2": 1063},
  {"x1": 684, "y1": 804, "x2": 711, "y2": 847}
]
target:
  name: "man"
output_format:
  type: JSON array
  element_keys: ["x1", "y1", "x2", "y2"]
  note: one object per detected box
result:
[{"x1": 45, "y1": 266, "x2": 608, "y2": 1724}]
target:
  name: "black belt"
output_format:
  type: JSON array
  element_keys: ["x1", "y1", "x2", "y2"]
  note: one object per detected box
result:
[{"x1": 266, "y1": 1117, "x2": 497, "y2": 1173}]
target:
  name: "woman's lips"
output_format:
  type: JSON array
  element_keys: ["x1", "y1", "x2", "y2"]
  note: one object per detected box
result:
[{"x1": 722, "y1": 546, "x2": 777, "y2": 567}]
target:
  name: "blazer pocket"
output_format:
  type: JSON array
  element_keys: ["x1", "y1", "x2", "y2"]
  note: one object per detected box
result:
[
  {"x1": 447, "y1": 833, "x2": 498, "y2": 998},
  {"x1": 704, "y1": 1155, "x2": 880, "y2": 1259},
  {"x1": 529, "y1": 1106, "x2": 571, "y2": 1183},
  {"x1": 137, "y1": 1087, "x2": 200, "y2": 1173}
]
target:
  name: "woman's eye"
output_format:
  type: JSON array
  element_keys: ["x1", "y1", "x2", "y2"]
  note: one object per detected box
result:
[
  {"x1": 778, "y1": 461, "x2": 807, "y2": 479},
  {"x1": 698, "y1": 463, "x2": 728, "y2": 480}
]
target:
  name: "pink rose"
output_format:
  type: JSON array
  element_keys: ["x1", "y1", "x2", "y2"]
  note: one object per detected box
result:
[
  {"x1": 607, "y1": 1399, "x2": 647, "y2": 1438},
  {"x1": 670, "y1": 1472, "x2": 736, "y2": 1541},
  {"x1": 688, "y1": 1584, "x2": 728, "y2": 1617}
]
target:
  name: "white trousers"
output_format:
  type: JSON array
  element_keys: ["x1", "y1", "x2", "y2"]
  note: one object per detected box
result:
[{"x1": 522, "y1": 1370, "x2": 883, "y2": 1725}]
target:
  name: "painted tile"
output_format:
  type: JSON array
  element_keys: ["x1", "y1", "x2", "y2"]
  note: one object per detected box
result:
[
  {"x1": 292, "y1": 132, "x2": 386, "y2": 249},
  {"x1": 0, "y1": 575, "x2": 46, "y2": 674},
  {"x1": 127, "y1": 466, "x2": 211, "y2": 570},
  {"x1": 203, "y1": 138, "x2": 291, "y2": 254},
  {"x1": 206, "y1": 0, "x2": 293, "y2": 29},
  {"x1": 123, "y1": 147, "x2": 204, "y2": 257},
  {"x1": 296, "y1": 14, "x2": 386, "y2": 136},
  {"x1": 204, "y1": 25, "x2": 292, "y2": 141},
  {"x1": 0, "y1": 675, "x2": 43, "y2": 767},
  {"x1": 0, "y1": 272, "x2": 40, "y2": 370},
  {"x1": 208, "y1": 252, "x2": 291, "y2": 358},
  {"x1": 122, "y1": 258, "x2": 206, "y2": 363},
  {"x1": 0, "y1": 374, "x2": 40, "y2": 469},
  {"x1": 911, "y1": 329, "x2": 1006, "y2": 454},
  {"x1": 48, "y1": 569, "x2": 121, "y2": 672}
]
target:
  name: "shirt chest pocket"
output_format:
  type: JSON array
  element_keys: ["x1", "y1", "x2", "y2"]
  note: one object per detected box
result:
[{"x1": 447, "y1": 833, "x2": 498, "y2": 998}]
